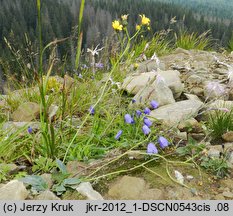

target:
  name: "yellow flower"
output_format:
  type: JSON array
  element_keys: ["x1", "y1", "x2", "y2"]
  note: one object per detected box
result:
[
  {"x1": 112, "y1": 20, "x2": 123, "y2": 31},
  {"x1": 121, "y1": 14, "x2": 128, "y2": 21},
  {"x1": 43, "y1": 76, "x2": 61, "y2": 92},
  {"x1": 140, "y1": 14, "x2": 150, "y2": 26},
  {"x1": 136, "y1": 25, "x2": 141, "y2": 31},
  {"x1": 133, "y1": 63, "x2": 139, "y2": 70}
]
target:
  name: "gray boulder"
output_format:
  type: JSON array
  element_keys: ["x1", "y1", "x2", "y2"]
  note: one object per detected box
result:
[
  {"x1": 149, "y1": 100, "x2": 203, "y2": 127},
  {"x1": 0, "y1": 180, "x2": 28, "y2": 200},
  {"x1": 132, "y1": 77, "x2": 175, "y2": 107},
  {"x1": 156, "y1": 69, "x2": 184, "y2": 98},
  {"x1": 122, "y1": 72, "x2": 157, "y2": 95}
]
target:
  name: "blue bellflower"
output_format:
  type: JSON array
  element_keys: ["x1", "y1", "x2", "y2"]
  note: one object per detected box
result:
[
  {"x1": 158, "y1": 136, "x2": 169, "y2": 149},
  {"x1": 27, "y1": 126, "x2": 33, "y2": 134},
  {"x1": 136, "y1": 110, "x2": 142, "y2": 117},
  {"x1": 132, "y1": 99, "x2": 136, "y2": 104},
  {"x1": 144, "y1": 107, "x2": 151, "y2": 115},
  {"x1": 115, "y1": 130, "x2": 123, "y2": 140},
  {"x1": 151, "y1": 100, "x2": 159, "y2": 109},
  {"x1": 89, "y1": 106, "x2": 95, "y2": 115},
  {"x1": 147, "y1": 143, "x2": 158, "y2": 154},
  {"x1": 124, "y1": 114, "x2": 133, "y2": 124},
  {"x1": 143, "y1": 117, "x2": 152, "y2": 127},
  {"x1": 142, "y1": 125, "x2": 151, "y2": 135}
]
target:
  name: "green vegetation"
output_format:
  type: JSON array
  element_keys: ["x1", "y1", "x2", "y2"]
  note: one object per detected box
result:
[
  {"x1": 0, "y1": 0, "x2": 232, "y2": 198},
  {"x1": 175, "y1": 30, "x2": 212, "y2": 50},
  {"x1": 207, "y1": 109, "x2": 233, "y2": 140}
]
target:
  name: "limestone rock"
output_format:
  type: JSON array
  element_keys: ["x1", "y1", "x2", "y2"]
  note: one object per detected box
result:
[
  {"x1": 2, "y1": 121, "x2": 40, "y2": 136},
  {"x1": 190, "y1": 87, "x2": 204, "y2": 97},
  {"x1": 166, "y1": 186, "x2": 203, "y2": 200},
  {"x1": 221, "y1": 179, "x2": 233, "y2": 191},
  {"x1": 184, "y1": 93, "x2": 202, "y2": 101},
  {"x1": 108, "y1": 176, "x2": 146, "y2": 200},
  {"x1": 214, "y1": 194, "x2": 225, "y2": 200},
  {"x1": 222, "y1": 131, "x2": 233, "y2": 142},
  {"x1": 178, "y1": 118, "x2": 203, "y2": 133},
  {"x1": 156, "y1": 69, "x2": 184, "y2": 98},
  {"x1": 149, "y1": 100, "x2": 203, "y2": 127},
  {"x1": 136, "y1": 59, "x2": 160, "y2": 73},
  {"x1": 132, "y1": 80, "x2": 175, "y2": 107},
  {"x1": 76, "y1": 182, "x2": 103, "y2": 200},
  {"x1": 35, "y1": 190, "x2": 60, "y2": 200},
  {"x1": 12, "y1": 102, "x2": 40, "y2": 122},
  {"x1": 203, "y1": 81, "x2": 228, "y2": 101},
  {"x1": 186, "y1": 74, "x2": 205, "y2": 85},
  {"x1": 222, "y1": 191, "x2": 233, "y2": 199},
  {"x1": 122, "y1": 72, "x2": 157, "y2": 95},
  {"x1": 140, "y1": 188, "x2": 164, "y2": 200},
  {"x1": 0, "y1": 180, "x2": 28, "y2": 200}
]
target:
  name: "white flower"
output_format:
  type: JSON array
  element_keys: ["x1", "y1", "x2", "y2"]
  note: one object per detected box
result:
[
  {"x1": 87, "y1": 44, "x2": 104, "y2": 56},
  {"x1": 151, "y1": 52, "x2": 160, "y2": 66}
]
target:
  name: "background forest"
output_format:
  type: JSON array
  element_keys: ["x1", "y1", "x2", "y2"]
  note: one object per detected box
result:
[{"x1": 0, "y1": 0, "x2": 233, "y2": 79}]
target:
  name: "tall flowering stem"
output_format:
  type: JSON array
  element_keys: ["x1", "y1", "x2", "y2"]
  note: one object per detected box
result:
[{"x1": 75, "y1": 0, "x2": 85, "y2": 70}]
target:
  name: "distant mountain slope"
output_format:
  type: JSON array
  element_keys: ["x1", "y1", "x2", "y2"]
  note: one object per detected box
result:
[{"x1": 152, "y1": 0, "x2": 233, "y2": 21}]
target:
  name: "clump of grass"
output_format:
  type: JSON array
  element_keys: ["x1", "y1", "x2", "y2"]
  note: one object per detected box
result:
[
  {"x1": 145, "y1": 32, "x2": 173, "y2": 57},
  {"x1": 227, "y1": 33, "x2": 233, "y2": 52},
  {"x1": 207, "y1": 108, "x2": 233, "y2": 140},
  {"x1": 132, "y1": 31, "x2": 172, "y2": 60},
  {"x1": 175, "y1": 30, "x2": 212, "y2": 50}
]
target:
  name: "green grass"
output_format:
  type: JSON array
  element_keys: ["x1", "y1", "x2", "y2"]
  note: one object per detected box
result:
[
  {"x1": 132, "y1": 32, "x2": 173, "y2": 60},
  {"x1": 207, "y1": 108, "x2": 233, "y2": 140},
  {"x1": 228, "y1": 33, "x2": 233, "y2": 52},
  {"x1": 175, "y1": 30, "x2": 212, "y2": 50}
]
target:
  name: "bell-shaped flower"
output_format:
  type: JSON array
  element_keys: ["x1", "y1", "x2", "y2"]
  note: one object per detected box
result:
[
  {"x1": 27, "y1": 126, "x2": 33, "y2": 134},
  {"x1": 147, "y1": 143, "x2": 158, "y2": 154},
  {"x1": 158, "y1": 136, "x2": 169, "y2": 149},
  {"x1": 115, "y1": 130, "x2": 123, "y2": 140},
  {"x1": 89, "y1": 106, "x2": 95, "y2": 115},
  {"x1": 144, "y1": 107, "x2": 151, "y2": 115},
  {"x1": 150, "y1": 100, "x2": 159, "y2": 109},
  {"x1": 143, "y1": 117, "x2": 152, "y2": 127},
  {"x1": 136, "y1": 110, "x2": 142, "y2": 117},
  {"x1": 142, "y1": 125, "x2": 151, "y2": 135},
  {"x1": 124, "y1": 114, "x2": 133, "y2": 124}
]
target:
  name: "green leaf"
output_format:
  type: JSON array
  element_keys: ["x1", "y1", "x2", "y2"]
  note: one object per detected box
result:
[
  {"x1": 56, "y1": 159, "x2": 67, "y2": 174},
  {"x1": 53, "y1": 184, "x2": 66, "y2": 195},
  {"x1": 20, "y1": 175, "x2": 48, "y2": 192},
  {"x1": 63, "y1": 178, "x2": 81, "y2": 186}
]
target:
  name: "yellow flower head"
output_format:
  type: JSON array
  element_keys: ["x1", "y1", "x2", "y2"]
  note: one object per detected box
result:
[
  {"x1": 43, "y1": 76, "x2": 61, "y2": 92},
  {"x1": 136, "y1": 25, "x2": 141, "y2": 31},
  {"x1": 121, "y1": 14, "x2": 129, "y2": 21},
  {"x1": 140, "y1": 14, "x2": 150, "y2": 26},
  {"x1": 133, "y1": 63, "x2": 139, "y2": 70},
  {"x1": 112, "y1": 20, "x2": 123, "y2": 31}
]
